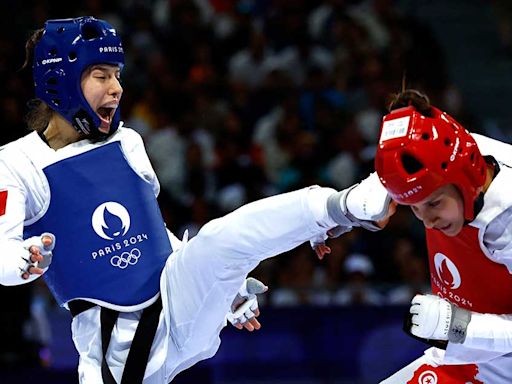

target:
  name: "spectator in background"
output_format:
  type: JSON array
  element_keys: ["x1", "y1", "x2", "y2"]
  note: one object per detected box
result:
[
  {"x1": 271, "y1": 243, "x2": 331, "y2": 307},
  {"x1": 228, "y1": 28, "x2": 274, "y2": 89},
  {"x1": 491, "y1": 0, "x2": 512, "y2": 57},
  {"x1": 332, "y1": 252, "x2": 384, "y2": 305},
  {"x1": 386, "y1": 237, "x2": 430, "y2": 305}
]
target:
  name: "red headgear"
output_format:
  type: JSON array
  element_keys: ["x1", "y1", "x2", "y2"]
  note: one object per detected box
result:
[{"x1": 374, "y1": 106, "x2": 486, "y2": 221}]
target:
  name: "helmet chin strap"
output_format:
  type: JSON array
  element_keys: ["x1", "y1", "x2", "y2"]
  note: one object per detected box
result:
[
  {"x1": 87, "y1": 120, "x2": 124, "y2": 143},
  {"x1": 84, "y1": 130, "x2": 109, "y2": 143},
  {"x1": 465, "y1": 156, "x2": 500, "y2": 223},
  {"x1": 71, "y1": 106, "x2": 116, "y2": 138},
  {"x1": 466, "y1": 192, "x2": 485, "y2": 225}
]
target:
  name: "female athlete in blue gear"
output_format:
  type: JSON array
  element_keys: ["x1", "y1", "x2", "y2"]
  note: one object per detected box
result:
[{"x1": 0, "y1": 16, "x2": 392, "y2": 383}]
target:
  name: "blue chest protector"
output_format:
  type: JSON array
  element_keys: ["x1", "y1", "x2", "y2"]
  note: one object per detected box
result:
[{"x1": 24, "y1": 142, "x2": 172, "y2": 308}]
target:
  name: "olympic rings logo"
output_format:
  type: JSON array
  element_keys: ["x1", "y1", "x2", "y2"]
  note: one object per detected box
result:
[
  {"x1": 110, "y1": 248, "x2": 141, "y2": 269},
  {"x1": 418, "y1": 370, "x2": 437, "y2": 384}
]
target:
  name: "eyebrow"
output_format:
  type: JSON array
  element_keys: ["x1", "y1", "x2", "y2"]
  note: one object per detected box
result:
[
  {"x1": 425, "y1": 191, "x2": 444, "y2": 205},
  {"x1": 90, "y1": 65, "x2": 121, "y2": 73}
]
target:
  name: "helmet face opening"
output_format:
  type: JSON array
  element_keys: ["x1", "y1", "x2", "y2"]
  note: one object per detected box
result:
[
  {"x1": 33, "y1": 16, "x2": 125, "y2": 136},
  {"x1": 375, "y1": 106, "x2": 486, "y2": 221},
  {"x1": 401, "y1": 153, "x2": 424, "y2": 175}
]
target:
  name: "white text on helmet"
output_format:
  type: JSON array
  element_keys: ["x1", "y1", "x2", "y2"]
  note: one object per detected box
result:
[
  {"x1": 450, "y1": 137, "x2": 460, "y2": 162},
  {"x1": 99, "y1": 46, "x2": 124, "y2": 53},
  {"x1": 396, "y1": 185, "x2": 423, "y2": 200},
  {"x1": 41, "y1": 57, "x2": 63, "y2": 65}
]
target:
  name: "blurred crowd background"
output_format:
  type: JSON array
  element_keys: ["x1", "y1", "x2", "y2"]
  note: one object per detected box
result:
[{"x1": 1, "y1": 0, "x2": 512, "y2": 382}]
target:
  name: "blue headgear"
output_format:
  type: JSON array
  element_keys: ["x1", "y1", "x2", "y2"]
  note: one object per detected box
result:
[{"x1": 33, "y1": 17, "x2": 125, "y2": 136}]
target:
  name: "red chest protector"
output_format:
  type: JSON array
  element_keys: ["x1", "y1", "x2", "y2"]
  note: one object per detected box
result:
[
  {"x1": 404, "y1": 225, "x2": 512, "y2": 384},
  {"x1": 426, "y1": 225, "x2": 512, "y2": 314}
]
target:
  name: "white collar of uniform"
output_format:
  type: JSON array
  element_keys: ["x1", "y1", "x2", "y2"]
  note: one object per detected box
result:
[
  {"x1": 471, "y1": 163, "x2": 512, "y2": 229},
  {"x1": 20, "y1": 127, "x2": 124, "y2": 169}
]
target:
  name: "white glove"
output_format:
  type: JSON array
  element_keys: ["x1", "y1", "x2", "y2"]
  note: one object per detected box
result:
[
  {"x1": 20, "y1": 233, "x2": 56, "y2": 278},
  {"x1": 227, "y1": 277, "x2": 268, "y2": 328},
  {"x1": 410, "y1": 294, "x2": 452, "y2": 340},
  {"x1": 409, "y1": 294, "x2": 472, "y2": 344},
  {"x1": 326, "y1": 172, "x2": 392, "y2": 233},
  {"x1": 346, "y1": 172, "x2": 391, "y2": 222}
]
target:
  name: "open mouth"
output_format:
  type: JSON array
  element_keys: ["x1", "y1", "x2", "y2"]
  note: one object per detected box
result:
[
  {"x1": 96, "y1": 105, "x2": 117, "y2": 133},
  {"x1": 97, "y1": 106, "x2": 115, "y2": 125}
]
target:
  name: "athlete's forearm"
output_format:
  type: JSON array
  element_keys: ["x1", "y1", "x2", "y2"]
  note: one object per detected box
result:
[{"x1": 462, "y1": 312, "x2": 512, "y2": 353}]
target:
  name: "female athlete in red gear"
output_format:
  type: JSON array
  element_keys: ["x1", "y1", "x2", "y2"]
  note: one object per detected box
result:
[{"x1": 377, "y1": 90, "x2": 512, "y2": 384}]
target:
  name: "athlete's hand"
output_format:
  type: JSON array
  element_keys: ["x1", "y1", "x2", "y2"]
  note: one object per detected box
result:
[
  {"x1": 20, "y1": 233, "x2": 55, "y2": 280},
  {"x1": 312, "y1": 242, "x2": 331, "y2": 260},
  {"x1": 310, "y1": 226, "x2": 349, "y2": 260},
  {"x1": 408, "y1": 294, "x2": 472, "y2": 344},
  {"x1": 227, "y1": 277, "x2": 268, "y2": 332},
  {"x1": 409, "y1": 294, "x2": 452, "y2": 340}
]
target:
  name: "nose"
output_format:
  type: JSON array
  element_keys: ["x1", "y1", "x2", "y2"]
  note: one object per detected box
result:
[
  {"x1": 422, "y1": 216, "x2": 436, "y2": 229},
  {"x1": 412, "y1": 207, "x2": 437, "y2": 229},
  {"x1": 109, "y1": 77, "x2": 123, "y2": 99}
]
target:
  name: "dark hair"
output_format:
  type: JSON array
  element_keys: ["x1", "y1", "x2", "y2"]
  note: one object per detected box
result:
[
  {"x1": 387, "y1": 89, "x2": 434, "y2": 117},
  {"x1": 25, "y1": 99, "x2": 54, "y2": 132},
  {"x1": 21, "y1": 28, "x2": 54, "y2": 132},
  {"x1": 21, "y1": 28, "x2": 44, "y2": 71}
]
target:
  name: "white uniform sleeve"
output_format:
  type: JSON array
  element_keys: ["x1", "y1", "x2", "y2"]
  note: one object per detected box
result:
[
  {"x1": 482, "y1": 205, "x2": 512, "y2": 273},
  {"x1": 166, "y1": 228, "x2": 182, "y2": 252},
  {"x1": 463, "y1": 312, "x2": 512, "y2": 353},
  {"x1": 0, "y1": 155, "x2": 41, "y2": 285},
  {"x1": 474, "y1": 133, "x2": 512, "y2": 272},
  {"x1": 473, "y1": 133, "x2": 512, "y2": 166},
  {"x1": 119, "y1": 128, "x2": 160, "y2": 197},
  {"x1": 429, "y1": 314, "x2": 512, "y2": 365}
]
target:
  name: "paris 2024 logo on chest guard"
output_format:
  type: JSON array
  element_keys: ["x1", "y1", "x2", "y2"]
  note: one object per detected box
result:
[
  {"x1": 432, "y1": 252, "x2": 473, "y2": 308},
  {"x1": 90, "y1": 201, "x2": 148, "y2": 269},
  {"x1": 433, "y1": 253, "x2": 461, "y2": 290},
  {"x1": 92, "y1": 202, "x2": 131, "y2": 240}
]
